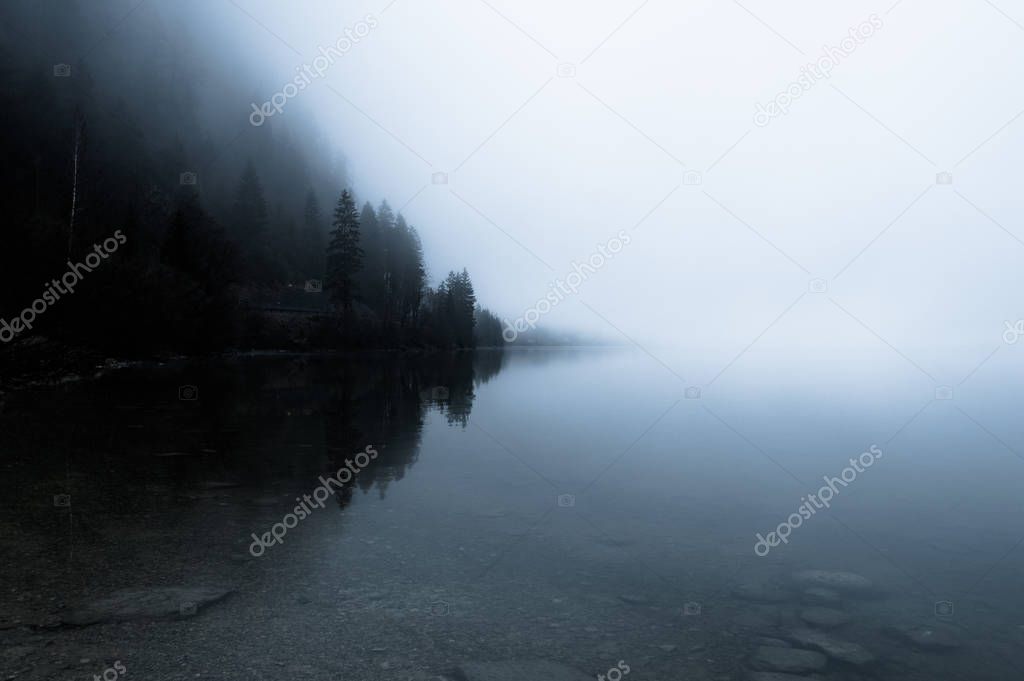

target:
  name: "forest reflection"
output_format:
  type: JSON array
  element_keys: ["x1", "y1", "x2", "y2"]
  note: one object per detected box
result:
[{"x1": 0, "y1": 350, "x2": 506, "y2": 518}]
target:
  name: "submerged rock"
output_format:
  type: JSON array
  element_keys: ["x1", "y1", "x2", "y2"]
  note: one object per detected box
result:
[
  {"x1": 792, "y1": 570, "x2": 873, "y2": 595},
  {"x1": 801, "y1": 587, "x2": 841, "y2": 606},
  {"x1": 746, "y1": 673, "x2": 824, "y2": 681},
  {"x1": 454, "y1": 660, "x2": 592, "y2": 681},
  {"x1": 799, "y1": 607, "x2": 850, "y2": 629},
  {"x1": 787, "y1": 628, "x2": 876, "y2": 666},
  {"x1": 618, "y1": 594, "x2": 651, "y2": 606},
  {"x1": 755, "y1": 637, "x2": 792, "y2": 648},
  {"x1": 62, "y1": 586, "x2": 232, "y2": 626},
  {"x1": 889, "y1": 626, "x2": 963, "y2": 651},
  {"x1": 748, "y1": 646, "x2": 827, "y2": 674}
]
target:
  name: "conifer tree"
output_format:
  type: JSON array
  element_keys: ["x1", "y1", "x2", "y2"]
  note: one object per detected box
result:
[
  {"x1": 303, "y1": 189, "x2": 324, "y2": 276},
  {"x1": 232, "y1": 159, "x2": 268, "y2": 240},
  {"x1": 357, "y1": 201, "x2": 383, "y2": 314},
  {"x1": 326, "y1": 189, "x2": 363, "y2": 313}
]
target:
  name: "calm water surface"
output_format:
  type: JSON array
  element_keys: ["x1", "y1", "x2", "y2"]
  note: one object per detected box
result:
[{"x1": 2, "y1": 347, "x2": 1023, "y2": 680}]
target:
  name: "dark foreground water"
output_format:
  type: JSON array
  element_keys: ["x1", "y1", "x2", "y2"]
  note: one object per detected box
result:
[{"x1": 1, "y1": 348, "x2": 1022, "y2": 680}]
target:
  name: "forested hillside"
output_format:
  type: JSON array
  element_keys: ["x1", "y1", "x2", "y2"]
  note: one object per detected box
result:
[{"x1": 0, "y1": 1, "x2": 505, "y2": 355}]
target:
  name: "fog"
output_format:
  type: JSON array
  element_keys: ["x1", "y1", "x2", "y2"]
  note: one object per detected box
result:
[
  {"x1": 5, "y1": 5, "x2": 1024, "y2": 677},
  {"x1": 6, "y1": 0, "x2": 1024, "y2": 367},
  {"x1": 182, "y1": 0, "x2": 1024, "y2": 365}
]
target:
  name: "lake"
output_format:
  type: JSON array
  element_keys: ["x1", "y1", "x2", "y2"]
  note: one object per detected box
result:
[{"x1": 1, "y1": 347, "x2": 1022, "y2": 680}]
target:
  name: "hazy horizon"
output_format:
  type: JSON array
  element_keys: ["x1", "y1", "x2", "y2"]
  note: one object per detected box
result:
[
  {"x1": 5, "y1": 4, "x2": 1024, "y2": 679},
  {"x1": 171, "y1": 1, "x2": 1024, "y2": 361}
]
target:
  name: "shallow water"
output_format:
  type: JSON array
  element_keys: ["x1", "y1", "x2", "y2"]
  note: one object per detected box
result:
[{"x1": 2, "y1": 347, "x2": 1023, "y2": 680}]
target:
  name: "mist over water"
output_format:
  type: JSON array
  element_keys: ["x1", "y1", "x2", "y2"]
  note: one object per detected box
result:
[
  {"x1": 3, "y1": 349, "x2": 1024, "y2": 679},
  {"x1": 3, "y1": 1, "x2": 1024, "y2": 679}
]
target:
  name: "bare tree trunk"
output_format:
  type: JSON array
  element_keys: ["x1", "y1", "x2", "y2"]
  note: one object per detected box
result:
[{"x1": 67, "y1": 116, "x2": 82, "y2": 258}]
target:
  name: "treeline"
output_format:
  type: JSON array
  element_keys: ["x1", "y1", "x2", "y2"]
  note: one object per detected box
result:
[{"x1": 0, "y1": 0, "x2": 503, "y2": 355}]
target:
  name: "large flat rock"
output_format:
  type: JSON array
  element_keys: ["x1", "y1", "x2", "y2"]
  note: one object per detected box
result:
[
  {"x1": 799, "y1": 606, "x2": 850, "y2": 629},
  {"x1": 787, "y1": 628, "x2": 876, "y2": 666},
  {"x1": 888, "y1": 625, "x2": 963, "y2": 651},
  {"x1": 791, "y1": 571, "x2": 874, "y2": 596},
  {"x1": 62, "y1": 586, "x2": 233, "y2": 626},
  {"x1": 747, "y1": 673, "x2": 824, "y2": 681},
  {"x1": 801, "y1": 587, "x2": 841, "y2": 606},
  {"x1": 748, "y1": 646, "x2": 827, "y2": 674},
  {"x1": 454, "y1": 660, "x2": 593, "y2": 681}
]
